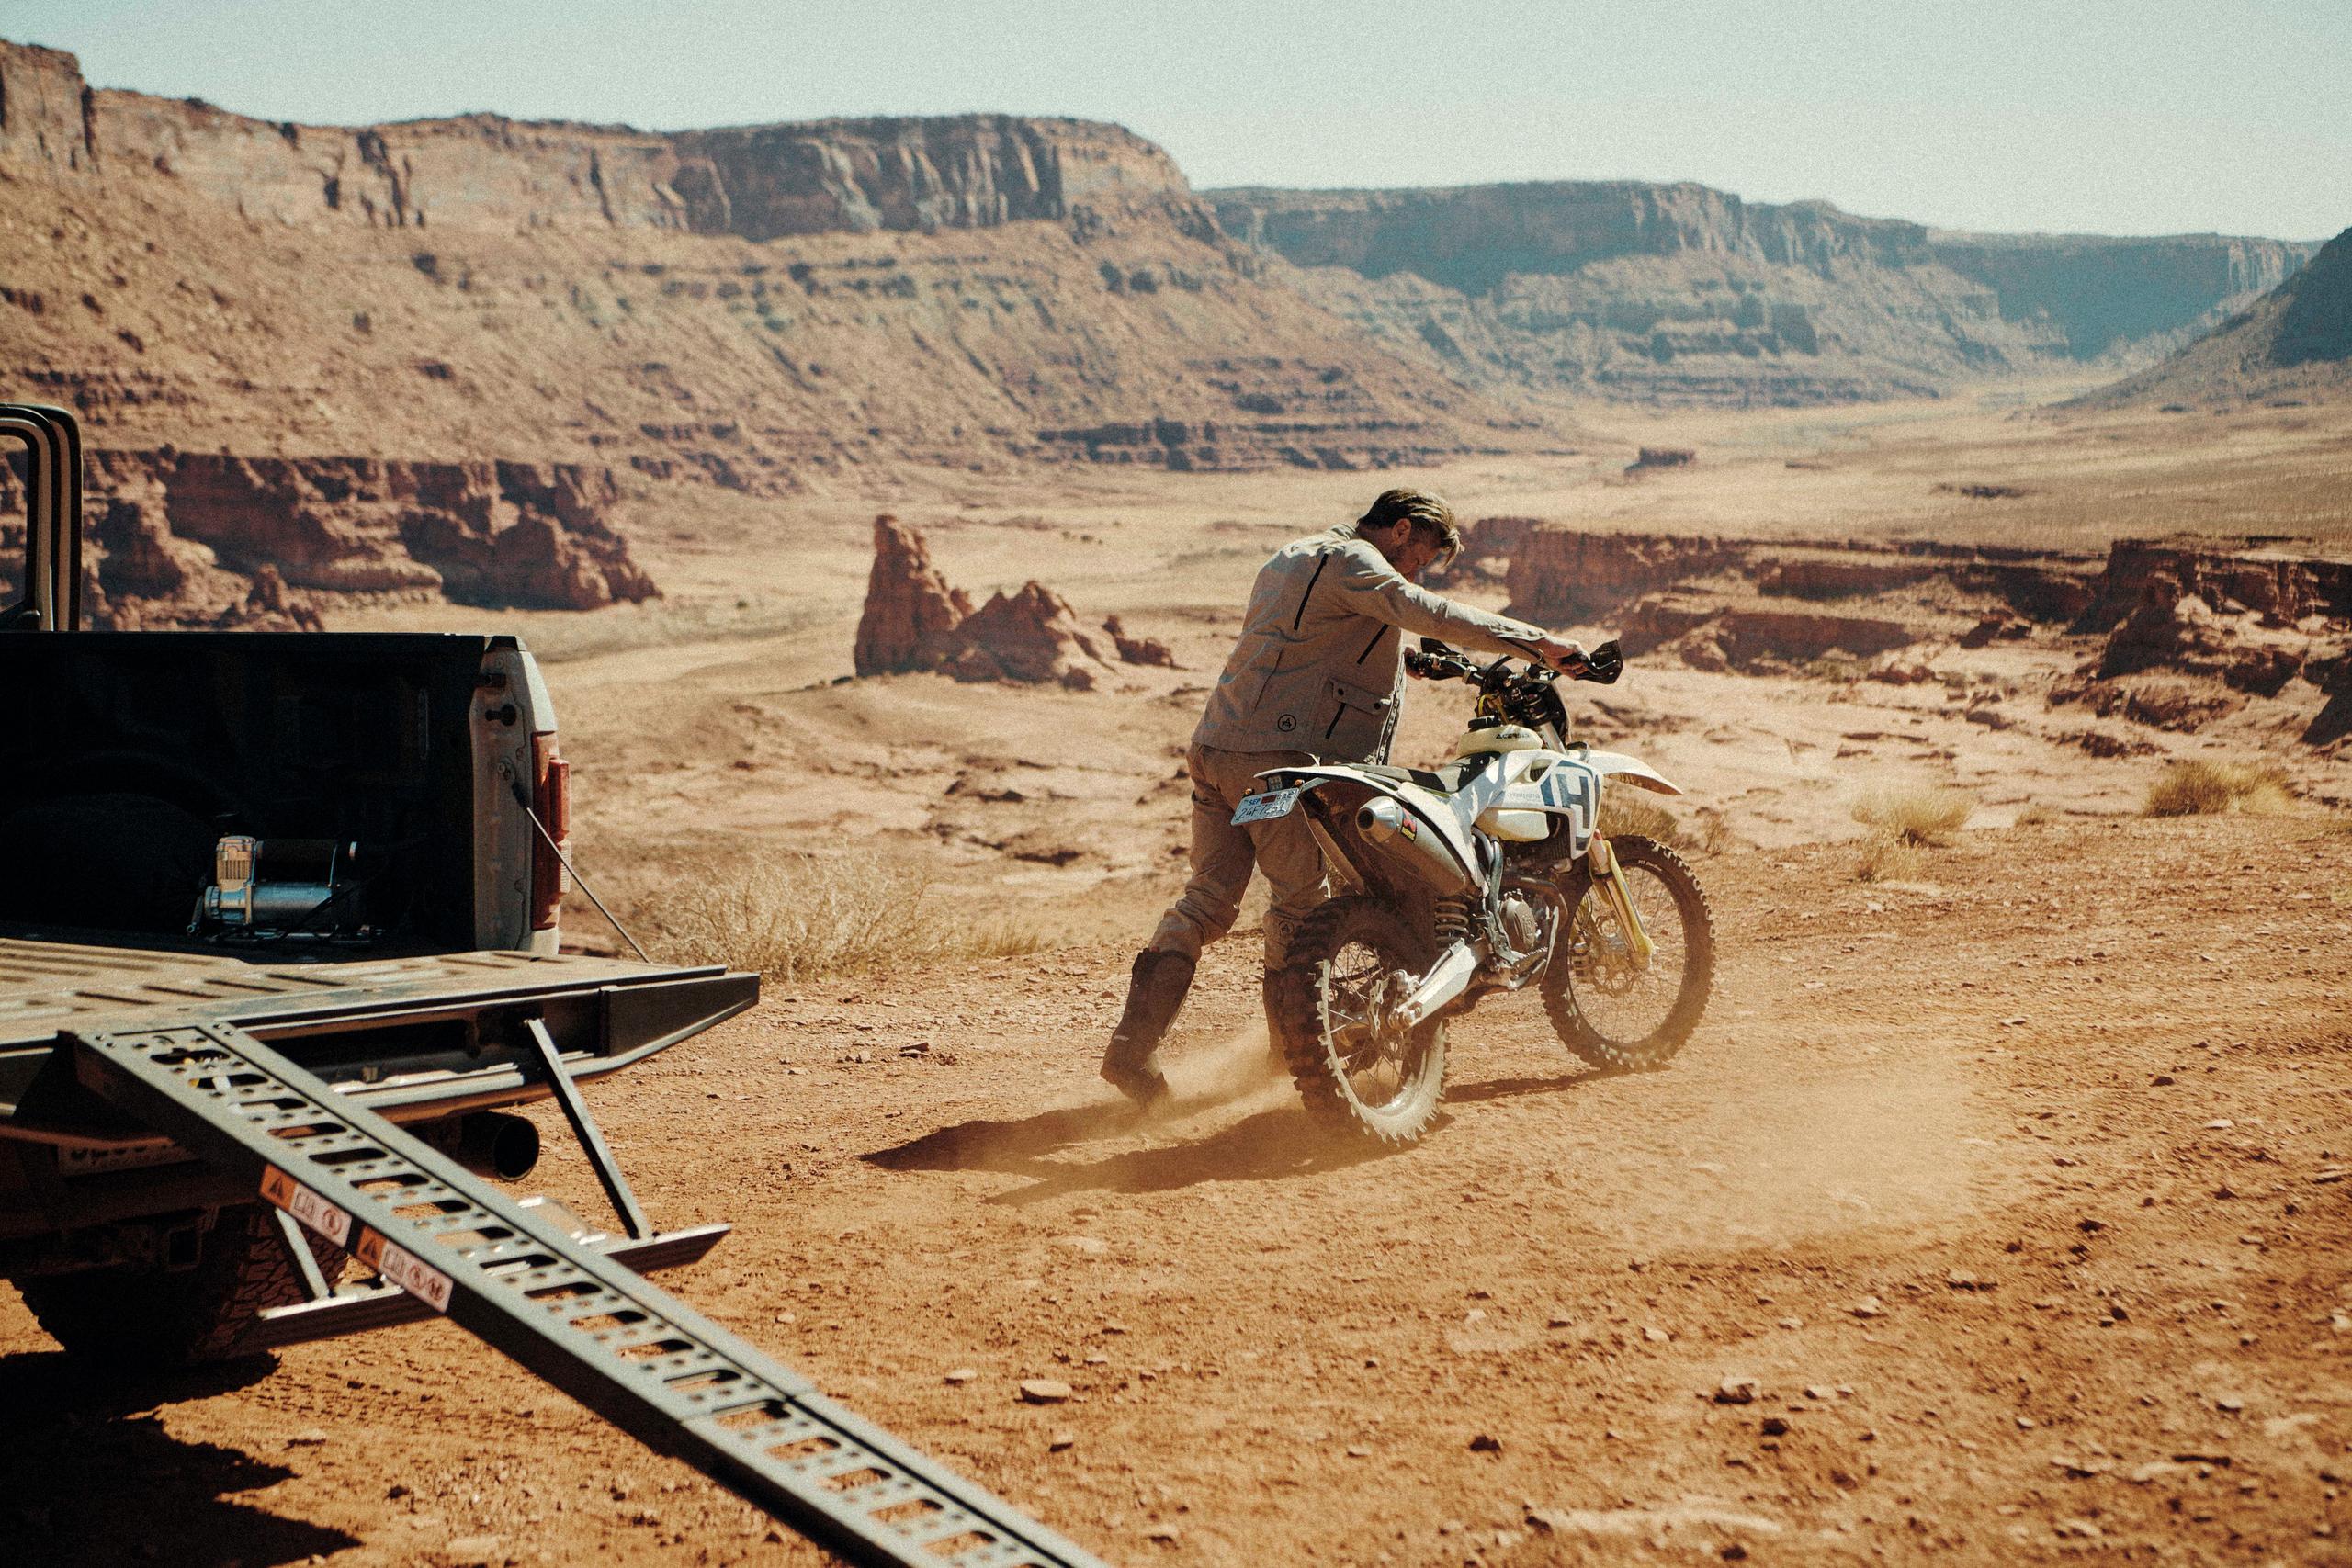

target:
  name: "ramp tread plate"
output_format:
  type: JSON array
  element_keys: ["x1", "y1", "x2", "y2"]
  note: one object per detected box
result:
[{"x1": 74, "y1": 1022, "x2": 1110, "y2": 1568}]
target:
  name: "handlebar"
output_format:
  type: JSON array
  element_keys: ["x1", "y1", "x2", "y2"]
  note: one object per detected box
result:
[{"x1": 1405, "y1": 638, "x2": 1623, "y2": 688}]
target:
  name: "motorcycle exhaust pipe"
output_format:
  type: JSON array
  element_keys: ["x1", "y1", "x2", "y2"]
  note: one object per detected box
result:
[
  {"x1": 1355, "y1": 797, "x2": 1476, "y2": 893},
  {"x1": 426, "y1": 1111, "x2": 543, "y2": 1180}
]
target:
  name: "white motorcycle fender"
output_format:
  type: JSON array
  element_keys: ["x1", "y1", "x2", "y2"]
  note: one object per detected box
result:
[{"x1": 1577, "y1": 749, "x2": 1683, "y2": 796}]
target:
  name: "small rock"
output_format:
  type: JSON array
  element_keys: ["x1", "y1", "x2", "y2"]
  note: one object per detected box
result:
[
  {"x1": 2017, "y1": 1416, "x2": 2036, "y2": 1429},
  {"x1": 1546, "y1": 1313, "x2": 1574, "y2": 1329},
  {"x1": 1048, "y1": 1430, "x2": 1077, "y2": 1452},
  {"x1": 1714, "y1": 1378, "x2": 1759, "y2": 1405},
  {"x1": 2204, "y1": 1118, "x2": 2235, "y2": 1131},
  {"x1": 1018, "y1": 1379, "x2": 1073, "y2": 1404},
  {"x1": 1344, "y1": 1444, "x2": 1371, "y2": 1458},
  {"x1": 1760, "y1": 1416, "x2": 1790, "y2": 1438},
  {"x1": 1642, "y1": 1325, "x2": 1670, "y2": 1343},
  {"x1": 1804, "y1": 1385, "x2": 1834, "y2": 1400},
  {"x1": 286, "y1": 1427, "x2": 328, "y2": 1448},
  {"x1": 1850, "y1": 1296, "x2": 1887, "y2": 1319},
  {"x1": 1776, "y1": 1316, "x2": 1804, "y2": 1330},
  {"x1": 2000, "y1": 1016, "x2": 2028, "y2": 1027},
  {"x1": 1468, "y1": 1433, "x2": 1503, "y2": 1453},
  {"x1": 2215, "y1": 1395, "x2": 2245, "y2": 1413},
  {"x1": 1145, "y1": 1524, "x2": 1181, "y2": 1543},
  {"x1": 943, "y1": 1368, "x2": 978, "y2": 1385}
]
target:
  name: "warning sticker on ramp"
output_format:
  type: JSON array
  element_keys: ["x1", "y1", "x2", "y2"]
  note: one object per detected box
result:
[
  {"x1": 355, "y1": 1228, "x2": 455, "y2": 1314},
  {"x1": 259, "y1": 1167, "x2": 353, "y2": 1247}
]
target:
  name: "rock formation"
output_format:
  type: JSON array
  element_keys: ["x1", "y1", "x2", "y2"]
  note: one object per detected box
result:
[
  {"x1": 0, "y1": 38, "x2": 1519, "y2": 483},
  {"x1": 2086, "y1": 225, "x2": 2352, "y2": 408},
  {"x1": 2084, "y1": 541, "x2": 2352, "y2": 699},
  {"x1": 1209, "y1": 182, "x2": 2315, "y2": 408},
  {"x1": 1102, "y1": 615, "x2": 1177, "y2": 667},
  {"x1": 1482, "y1": 516, "x2": 2348, "y2": 741},
  {"x1": 938, "y1": 583, "x2": 1109, "y2": 689},
  {"x1": 1, "y1": 448, "x2": 659, "y2": 627},
  {"x1": 851, "y1": 514, "x2": 1137, "y2": 687},
  {"x1": 854, "y1": 515, "x2": 975, "y2": 676}
]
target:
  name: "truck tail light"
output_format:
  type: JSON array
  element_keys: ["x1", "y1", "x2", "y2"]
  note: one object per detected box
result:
[{"x1": 530, "y1": 732, "x2": 570, "y2": 931}]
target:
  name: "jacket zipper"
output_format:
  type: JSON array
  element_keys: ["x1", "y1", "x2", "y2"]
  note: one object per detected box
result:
[{"x1": 1291, "y1": 553, "x2": 1330, "y2": 631}]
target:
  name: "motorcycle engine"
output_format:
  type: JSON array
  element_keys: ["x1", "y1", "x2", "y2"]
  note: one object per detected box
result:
[{"x1": 1498, "y1": 890, "x2": 1543, "y2": 958}]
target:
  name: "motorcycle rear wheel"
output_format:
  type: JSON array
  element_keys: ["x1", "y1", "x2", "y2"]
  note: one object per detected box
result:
[
  {"x1": 1542, "y1": 834, "x2": 1714, "y2": 1070},
  {"x1": 1269, "y1": 896, "x2": 1449, "y2": 1145}
]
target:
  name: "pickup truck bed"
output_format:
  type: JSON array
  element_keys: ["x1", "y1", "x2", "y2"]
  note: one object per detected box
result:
[{"x1": 0, "y1": 936, "x2": 754, "y2": 1238}]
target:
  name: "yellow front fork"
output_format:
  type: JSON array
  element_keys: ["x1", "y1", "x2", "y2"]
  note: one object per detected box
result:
[{"x1": 1588, "y1": 836, "x2": 1655, "y2": 968}]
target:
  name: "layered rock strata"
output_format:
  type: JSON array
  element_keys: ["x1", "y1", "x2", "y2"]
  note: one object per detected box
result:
[
  {"x1": 1209, "y1": 182, "x2": 2316, "y2": 407},
  {"x1": 0, "y1": 39, "x2": 1518, "y2": 482},
  {"x1": 1490, "y1": 520, "x2": 2349, "y2": 742},
  {"x1": 0, "y1": 449, "x2": 658, "y2": 627}
]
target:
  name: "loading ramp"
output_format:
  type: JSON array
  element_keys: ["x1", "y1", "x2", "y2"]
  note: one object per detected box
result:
[{"x1": 73, "y1": 1018, "x2": 1113, "y2": 1568}]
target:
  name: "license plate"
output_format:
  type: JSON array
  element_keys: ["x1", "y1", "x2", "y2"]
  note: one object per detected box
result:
[{"x1": 1231, "y1": 787, "x2": 1301, "y2": 825}]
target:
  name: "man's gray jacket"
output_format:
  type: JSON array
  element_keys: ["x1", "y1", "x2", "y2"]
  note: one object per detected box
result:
[{"x1": 1193, "y1": 521, "x2": 1551, "y2": 762}]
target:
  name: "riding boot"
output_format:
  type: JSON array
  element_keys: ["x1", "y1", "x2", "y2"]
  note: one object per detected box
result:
[{"x1": 1099, "y1": 949, "x2": 1195, "y2": 1107}]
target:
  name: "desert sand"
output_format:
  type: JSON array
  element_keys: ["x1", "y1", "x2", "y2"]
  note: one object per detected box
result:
[{"x1": 6, "y1": 380, "x2": 2351, "y2": 1568}]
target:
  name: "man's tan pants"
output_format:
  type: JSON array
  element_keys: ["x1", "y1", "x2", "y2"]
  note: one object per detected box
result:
[{"x1": 1147, "y1": 744, "x2": 1326, "y2": 968}]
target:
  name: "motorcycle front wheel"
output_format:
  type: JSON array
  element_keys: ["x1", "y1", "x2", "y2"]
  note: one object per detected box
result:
[
  {"x1": 1268, "y1": 895, "x2": 1449, "y2": 1145},
  {"x1": 1542, "y1": 833, "x2": 1715, "y2": 1070}
]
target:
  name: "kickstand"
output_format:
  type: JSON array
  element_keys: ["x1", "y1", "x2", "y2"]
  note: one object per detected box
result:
[{"x1": 521, "y1": 1016, "x2": 652, "y2": 1241}]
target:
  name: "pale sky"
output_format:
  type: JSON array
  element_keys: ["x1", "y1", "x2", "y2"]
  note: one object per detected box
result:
[{"x1": 11, "y1": 0, "x2": 2349, "y2": 240}]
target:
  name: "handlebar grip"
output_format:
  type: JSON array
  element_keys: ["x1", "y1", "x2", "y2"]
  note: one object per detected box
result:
[{"x1": 1577, "y1": 639, "x2": 1624, "y2": 684}]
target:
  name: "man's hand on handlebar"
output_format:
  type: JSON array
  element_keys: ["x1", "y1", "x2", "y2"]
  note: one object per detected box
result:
[{"x1": 1532, "y1": 636, "x2": 1588, "y2": 675}]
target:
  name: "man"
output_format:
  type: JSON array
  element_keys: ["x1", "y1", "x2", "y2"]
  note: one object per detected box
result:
[{"x1": 1100, "y1": 489, "x2": 1587, "y2": 1105}]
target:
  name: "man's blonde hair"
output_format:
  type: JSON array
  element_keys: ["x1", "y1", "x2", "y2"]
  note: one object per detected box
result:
[{"x1": 1358, "y1": 488, "x2": 1461, "y2": 562}]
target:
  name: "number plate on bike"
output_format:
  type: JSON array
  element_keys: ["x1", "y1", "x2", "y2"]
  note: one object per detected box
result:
[{"x1": 1231, "y1": 787, "x2": 1301, "y2": 825}]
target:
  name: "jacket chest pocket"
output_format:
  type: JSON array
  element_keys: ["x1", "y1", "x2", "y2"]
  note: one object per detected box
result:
[{"x1": 1317, "y1": 674, "x2": 1395, "y2": 761}]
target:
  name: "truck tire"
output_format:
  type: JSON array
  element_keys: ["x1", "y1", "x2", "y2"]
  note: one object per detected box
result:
[{"x1": 17, "y1": 1204, "x2": 345, "y2": 1369}]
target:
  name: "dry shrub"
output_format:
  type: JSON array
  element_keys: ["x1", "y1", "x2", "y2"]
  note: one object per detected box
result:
[
  {"x1": 2143, "y1": 761, "x2": 2292, "y2": 818},
  {"x1": 1852, "y1": 785, "x2": 1975, "y2": 847},
  {"x1": 639, "y1": 850, "x2": 1042, "y2": 981},
  {"x1": 1856, "y1": 833, "x2": 1926, "y2": 884},
  {"x1": 1599, "y1": 794, "x2": 1732, "y2": 856}
]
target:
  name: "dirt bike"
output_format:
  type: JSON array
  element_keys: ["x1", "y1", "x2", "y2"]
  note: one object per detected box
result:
[{"x1": 1236, "y1": 637, "x2": 1714, "y2": 1144}]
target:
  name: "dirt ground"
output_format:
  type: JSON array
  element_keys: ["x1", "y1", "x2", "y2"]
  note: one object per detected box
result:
[
  {"x1": 6, "y1": 814, "x2": 2350, "y2": 1567},
  {"x1": 6, "y1": 385, "x2": 2350, "y2": 1566}
]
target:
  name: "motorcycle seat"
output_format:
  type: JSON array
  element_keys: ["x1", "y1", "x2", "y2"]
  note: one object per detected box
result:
[{"x1": 1355, "y1": 761, "x2": 1473, "y2": 795}]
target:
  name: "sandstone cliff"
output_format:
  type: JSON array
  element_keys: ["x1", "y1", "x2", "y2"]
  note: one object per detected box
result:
[
  {"x1": 0, "y1": 447, "x2": 658, "y2": 627},
  {"x1": 0, "y1": 39, "x2": 1526, "y2": 487},
  {"x1": 2085, "y1": 226, "x2": 2352, "y2": 408},
  {"x1": 1209, "y1": 183, "x2": 2316, "y2": 407}
]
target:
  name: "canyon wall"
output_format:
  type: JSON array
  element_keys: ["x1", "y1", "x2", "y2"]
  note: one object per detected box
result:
[
  {"x1": 1209, "y1": 183, "x2": 2316, "y2": 406},
  {"x1": 1, "y1": 448, "x2": 658, "y2": 628},
  {"x1": 2087, "y1": 225, "x2": 2352, "y2": 408},
  {"x1": 0, "y1": 39, "x2": 1521, "y2": 485}
]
